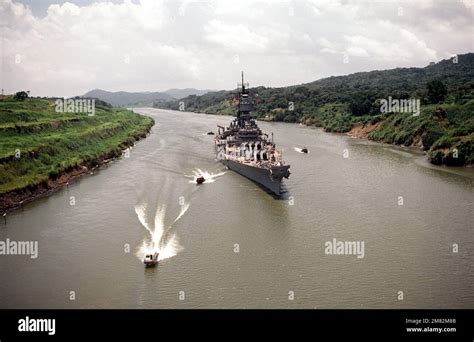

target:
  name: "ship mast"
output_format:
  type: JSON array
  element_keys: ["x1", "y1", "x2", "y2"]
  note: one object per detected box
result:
[{"x1": 237, "y1": 71, "x2": 252, "y2": 127}]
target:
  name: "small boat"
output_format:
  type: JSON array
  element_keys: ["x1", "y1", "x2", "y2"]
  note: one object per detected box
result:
[
  {"x1": 196, "y1": 176, "x2": 205, "y2": 184},
  {"x1": 207, "y1": 131, "x2": 215, "y2": 135},
  {"x1": 143, "y1": 252, "x2": 159, "y2": 267},
  {"x1": 301, "y1": 147, "x2": 308, "y2": 153}
]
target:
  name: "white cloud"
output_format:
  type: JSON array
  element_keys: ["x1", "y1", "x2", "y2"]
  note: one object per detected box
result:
[
  {"x1": 204, "y1": 20, "x2": 270, "y2": 53},
  {"x1": 0, "y1": 0, "x2": 472, "y2": 97}
]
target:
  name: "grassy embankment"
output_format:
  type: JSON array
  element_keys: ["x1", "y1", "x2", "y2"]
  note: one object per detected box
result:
[{"x1": 0, "y1": 96, "x2": 154, "y2": 211}]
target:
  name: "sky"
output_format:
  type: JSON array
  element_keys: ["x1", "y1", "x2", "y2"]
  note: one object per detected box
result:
[{"x1": 1, "y1": 0, "x2": 473, "y2": 97}]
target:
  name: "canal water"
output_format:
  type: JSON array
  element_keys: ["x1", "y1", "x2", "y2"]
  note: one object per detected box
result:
[{"x1": 1, "y1": 108, "x2": 472, "y2": 308}]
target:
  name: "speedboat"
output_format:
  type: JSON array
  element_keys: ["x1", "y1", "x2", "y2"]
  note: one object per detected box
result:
[
  {"x1": 196, "y1": 176, "x2": 205, "y2": 184},
  {"x1": 143, "y1": 252, "x2": 159, "y2": 267},
  {"x1": 301, "y1": 147, "x2": 308, "y2": 153}
]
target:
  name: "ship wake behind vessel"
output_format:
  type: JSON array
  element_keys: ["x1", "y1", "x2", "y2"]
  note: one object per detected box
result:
[{"x1": 215, "y1": 72, "x2": 290, "y2": 195}]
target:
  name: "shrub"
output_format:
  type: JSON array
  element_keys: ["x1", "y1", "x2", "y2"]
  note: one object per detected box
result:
[
  {"x1": 422, "y1": 130, "x2": 444, "y2": 150},
  {"x1": 431, "y1": 135, "x2": 456, "y2": 149},
  {"x1": 427, "y1": 79, "x2": 447, "y2": 104},
  {"x1": 13, "y1": 91, "x2": 29, "y2": 101},
  {"x1": 283, "y1": 114, "x2": 298, "y2": 123},
  {"x1": 429, "y1": 150, "x2": 444, "y2": 165}
]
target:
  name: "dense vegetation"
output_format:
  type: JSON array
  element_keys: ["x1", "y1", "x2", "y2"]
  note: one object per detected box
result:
[
  {"x1": 0, "y1": 96, "x2": 154, "y2": 198},
  {"x1": 158, "y1": 53, "x2": 474, "y2": 166}
]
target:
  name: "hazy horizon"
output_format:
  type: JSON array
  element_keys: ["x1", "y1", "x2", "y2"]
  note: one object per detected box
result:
[{"x1": 1, "y1": 0, "x2": 473, "y2": 97}]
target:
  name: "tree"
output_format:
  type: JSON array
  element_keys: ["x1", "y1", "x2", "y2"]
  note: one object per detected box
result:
[
  {"x1": 427, "y1": 79, "x2": 447, "y2": 104},
  {"x1": 13, "y1": 91, "x2": 28, "y2": 101},
  {"x1": 349, "y1": 96, "x2": 372, "y2": 116}
]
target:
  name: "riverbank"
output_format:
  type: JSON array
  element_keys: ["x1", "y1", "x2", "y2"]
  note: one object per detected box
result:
[
  {"x1": 0, "y1": 97, "x2": 154, "y2": 213},
  {"x1": 333, "y1": 102, "x2": 473, "y2": 166},
  {"x1": 161, "y1": 102, "x2": 473, "y2": 167},
  {"x1": 273, "y1": 102, "x2": 472, "y2": 167}
]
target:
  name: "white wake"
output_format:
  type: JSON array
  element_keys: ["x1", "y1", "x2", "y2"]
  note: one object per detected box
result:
[
  {"x1": 185, "y1": 168, "x2": 226, "y2": 184},
  {"x1": 294, "y1": 147, "x2": 309, "y2": 153},
  {"x1": 135, "y1": 201, "x2": 189, "y2": 262}
]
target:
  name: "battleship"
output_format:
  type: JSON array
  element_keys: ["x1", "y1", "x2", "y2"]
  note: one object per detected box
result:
[{"x1": 215, "y1": 73, "x2": 290, "y2": 195}]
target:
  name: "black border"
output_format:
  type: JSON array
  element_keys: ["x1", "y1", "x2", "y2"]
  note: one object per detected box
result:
[{"x1": 0, "y1": 309, "x2": 472, "y2": 340}]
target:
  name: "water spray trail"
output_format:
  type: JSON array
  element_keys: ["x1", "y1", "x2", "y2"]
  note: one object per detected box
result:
[
  {"x1": 153, "y1": 204, "x2": 166, "y2": 242},
  {"x1": 173, "y1": 202, "x2": 189, "y2": 224},
  {"x1": 185, "y1": 168, "x2": 226, "y2": 184},
  {"x1": 134, "y1": 204, "x2": 152, "y2": 235},
  {"x1": 135, "y1": 202, "x2": 188, "y2": 262},
  {"x1": 159, "y1": 202, "x2": 189, "y2": 256},
  {"x1": 157, "y1": 233, "x2": 182, "y2": 261},
  {"x1": 294, "y1": 147, "x2": 309, "y2": 153}
]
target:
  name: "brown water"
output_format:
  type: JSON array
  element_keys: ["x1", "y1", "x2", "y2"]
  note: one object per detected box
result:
[{"x1": 0, "y1": 108, "x2": 473, "y2": 308}]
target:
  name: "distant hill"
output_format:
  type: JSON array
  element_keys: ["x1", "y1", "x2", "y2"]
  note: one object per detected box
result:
[
  {"x1": 81, "y1": 88, "x2": 212, "y2": 107},
  {"x1": 157, "y1": 53, "x2": 474, "y2": 166},
  {"x1": 82, "y1": 89, "x2": 174, "y2": 107},
  {"x1": 163, "y1": 88, "x2": 211, "y2": 99}
]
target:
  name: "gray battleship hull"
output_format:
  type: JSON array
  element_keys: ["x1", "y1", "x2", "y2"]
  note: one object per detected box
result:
[{"x1": 223, "y1": 159, "x2": 289, "y2": 195}]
